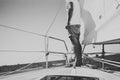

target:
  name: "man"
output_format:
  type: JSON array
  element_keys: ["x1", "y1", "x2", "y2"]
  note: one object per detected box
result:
[
  {"x1": 65, "y1": 0, "x2": 82, "y2": 66},
  {"x1": 67, "y1": 1, "x2": 73, "y2": 25}
]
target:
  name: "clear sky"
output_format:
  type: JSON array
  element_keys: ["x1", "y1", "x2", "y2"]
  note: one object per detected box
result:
[
  {"x1": 0, "y1": 0, "x2": 69, "y2": 66},
  {"x1": 0, "y1": 0, "x2": 120, "y2": 66}
]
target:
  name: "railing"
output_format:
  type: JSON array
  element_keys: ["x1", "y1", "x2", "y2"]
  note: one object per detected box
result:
[
  {"x1": 83, "y1": 54, "x2": 120, "y2": 70},
  {"x1": 44, "y1": 36, "x2": 69, "y2": 68}
]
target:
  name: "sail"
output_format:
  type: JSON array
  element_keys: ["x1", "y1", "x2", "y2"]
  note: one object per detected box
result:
[{"x1": 78, "y1": 0, "x2": 120, "y2": 44}]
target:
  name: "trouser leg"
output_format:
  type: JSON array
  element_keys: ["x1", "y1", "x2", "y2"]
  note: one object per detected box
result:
[
  {"x1": 66, "y1": 25, "x2": 82, "y2": 66},
  {"x1": 69, "y1": 36, "x2": 82, "y2": 66}
]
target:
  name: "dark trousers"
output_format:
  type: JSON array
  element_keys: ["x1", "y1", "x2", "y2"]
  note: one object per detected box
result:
[
  {"x1": 66, "y1": 25, "x2": 82, "y2": 66},
  {"x1": 69, "y1": 36, "x2": 82, "y2": 66}
]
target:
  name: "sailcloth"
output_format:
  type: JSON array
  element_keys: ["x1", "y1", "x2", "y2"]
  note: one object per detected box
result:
[{"x1": 80, "y1": 0, "x2": 120, "y2": 44}]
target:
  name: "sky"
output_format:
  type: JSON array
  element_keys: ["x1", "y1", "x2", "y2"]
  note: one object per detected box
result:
[
  {"x1": 0, "y1": 0, "x2": 120, "y2": 66},
  {"x1": 0, "y1": 0, "x2": 70, "y2": 66}
]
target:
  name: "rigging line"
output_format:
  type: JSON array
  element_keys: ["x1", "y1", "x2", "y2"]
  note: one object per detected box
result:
[
  {"x1": 0, "y1": 24, "x2": 64, "y2": 41},
  {"x1": 2, "y1": 54, "x2": 45, "y2": 77},
  {"x1": 15, "y1": 55, "x2": 44, "y2": 71},
  {"x1": 103, "y1": 0, "x2": 105, "y2": 15},
  {"x1": 0, "y1": 50, "x2": 44, "y2": 52},
  {"x1": 0, "y1": 50, "x2": 67, "y2": 54},
  {"x1": 0, "y1": 24, "x2": 45, "y2": 37},
  {"x1": 45, "y1": 0, "x2": 63, "y2": 35},
  {"x1": 0, "y1": 24, "x2": 68, "y2": 53}
]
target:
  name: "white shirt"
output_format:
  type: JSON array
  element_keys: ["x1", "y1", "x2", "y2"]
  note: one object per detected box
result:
[{"x1": 66, "y1": 0, "x2": 81, "y2": 25}]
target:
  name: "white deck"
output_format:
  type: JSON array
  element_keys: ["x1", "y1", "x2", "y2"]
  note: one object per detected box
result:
[{"x1": 0, "y1": 66, "x2": 120, "y2": 80}]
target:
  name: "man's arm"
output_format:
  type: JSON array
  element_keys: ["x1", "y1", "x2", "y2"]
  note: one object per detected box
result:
[{"x1": 67, "y1": 2, "x2": 73, "y2": 25}]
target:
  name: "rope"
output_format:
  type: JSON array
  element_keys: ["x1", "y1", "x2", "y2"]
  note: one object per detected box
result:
[
  {"x1": 0, "y1": 24, "x2": 45, "y2": 37},
  {"x1": 1, "y1": 53, "x2": 45, "y2": 77},
  {"x1": 0, "y1": 50, "x2": 67, "y2": 77},
  {"x1": 0, "y1": 50, "x2": 67, "y2": 55},
  {"x1": 82, "y1": 44, "x2": 86, "y2": 53},
  {"x1": 103, "y1": 0, "x2": 105, "y2": 15},
  {"x1": 15, "y1": 56, "x2": 44, "y2": 71},
  {"x1": 0, "y1": 0, "x2": 67, "y2": 77},
  {"x1": 0, "y1": 50, "x2": 44, "y2": 52},
  {"x1": 0, "y1": 24, "x2": 65, "y2": 43},
  {"x1": 45, "y1": 0, "x2": 63, "y2": 35}
]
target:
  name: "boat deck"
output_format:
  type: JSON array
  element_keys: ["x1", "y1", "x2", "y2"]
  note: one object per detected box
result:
[{"x1": 0, "y1": 66, "x2": 120, "y2": 80}]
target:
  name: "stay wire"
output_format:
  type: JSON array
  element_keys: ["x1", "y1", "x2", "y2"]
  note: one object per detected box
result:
[
  {"x1": 0, "y1": 50, "x2": 43, "y2": 52},
  {"x1": 0, "y1": 50, "x2": 67, "y2": 55},
  {"x1": 0, "y1": 24, "x2": 64, "y2": 41},
  {"x1": 0, "y1": 24, "x2": 45, "y2": 37},
  {"x1": 1, "y1": 53, "x2": 45, "y2": 77},
  {"x1": 45, "y1": 0, "x2": 63, "y2": 35}
]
